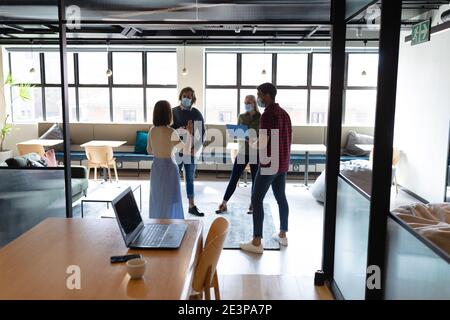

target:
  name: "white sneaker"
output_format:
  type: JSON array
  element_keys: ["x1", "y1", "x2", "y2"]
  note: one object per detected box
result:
[
  {"x1": 272, "y1": 233, "x2": 288, "y2": 247},
  {"x1": 239, "y1": 240, "x2": 264, "y2": 254}
]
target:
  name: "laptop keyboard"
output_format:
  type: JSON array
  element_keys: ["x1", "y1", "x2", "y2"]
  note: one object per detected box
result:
[{"x1": 135, "y1": 224, "x2": 169, "y2": 247}]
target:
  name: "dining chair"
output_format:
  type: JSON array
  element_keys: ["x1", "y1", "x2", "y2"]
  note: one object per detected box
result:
[
  {"x1": 190, "y1": 217, "x2": 230, "y2": 300},
  {"x1": 84, "y1": 145, "x2": 118, "y2": 182},
  {"x1": 16, "y1": 144, "x2": 45, "y2": 157}
]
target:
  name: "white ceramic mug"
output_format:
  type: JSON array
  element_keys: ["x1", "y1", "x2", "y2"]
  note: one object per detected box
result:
[{"x1": 126, "y1": 258, "x2": 147, "y2": 280}]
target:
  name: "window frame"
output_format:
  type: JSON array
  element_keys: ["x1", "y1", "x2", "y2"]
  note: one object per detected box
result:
[
  {"x1": 6, "y1": 48, "x2": 177, "y2": 123},
  {"x1": 204, "y1": 50, "x2": 378, "y2": 125}
]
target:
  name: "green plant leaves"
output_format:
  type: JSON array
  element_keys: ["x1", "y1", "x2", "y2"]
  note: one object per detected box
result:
[
  {"x1": 18, "y1": 83, "x2": 32, "y2": 101},
  {"x1": 4, "y1": 72, "x2": 13, "y2": 85},
  {"x1": 3, "y1": 73, "x2": 34, "y2": 102}
]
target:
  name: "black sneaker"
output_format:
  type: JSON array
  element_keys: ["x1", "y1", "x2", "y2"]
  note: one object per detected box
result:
[{"x1": 189, "y1": 206, "x2": 205, "y2": 217}]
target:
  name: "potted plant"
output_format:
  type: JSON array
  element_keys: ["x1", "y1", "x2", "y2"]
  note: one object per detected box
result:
[
  {"x1": 0, "y1": 114, "x2": 13, "y2": 161},
  {"x1": 0, "y1": 73, "x2": 33, "y2": 162}
]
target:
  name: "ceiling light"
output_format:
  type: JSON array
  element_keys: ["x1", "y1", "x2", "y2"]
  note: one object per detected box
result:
[
  {"x1": 261, "y1": 41, "x2": 267, "y2": 76},
  {"x1": 182, "y1": 41, "x2": 188, "y2": 76},
  {"x1": 106, "y1": 41, "x2": 112, "y2": 77},
  {"x1": 361, "y1": 40, "x2": 367, "y2": 77},
  {"x1": 29, "y1": 40, "x2": 36, "y2": 74}
]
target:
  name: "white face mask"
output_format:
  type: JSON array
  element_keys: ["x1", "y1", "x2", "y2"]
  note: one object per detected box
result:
[
  {"x1": 181, "y1": 97, "x2": 192, "y2": 109},
  {"x1": 244, "y1": 103, "x2": 254, "y2": 112},
  {"x1": 257, "y1": 98, "x2": 266, "y2": 109}
]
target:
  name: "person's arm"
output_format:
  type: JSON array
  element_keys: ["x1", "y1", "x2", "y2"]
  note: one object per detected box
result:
[
  {"x1": 146, "y1": 127, "x2": 153, "y2": 154},
  {"x1": 198, "y1": 110, "x2": 206, "y2": 145},
  {"x1": 237, "y1": 114, "x2": 244, "y2": 125},
  {"x1": 171, "y1": 107, "x2": 182, "y2": 130},
  {"x1": 252, "y1": 113, "x2": 269, "y2": 150},
  {"x1": 171, "y1": 128, "x2": 185, "y2": 153}
]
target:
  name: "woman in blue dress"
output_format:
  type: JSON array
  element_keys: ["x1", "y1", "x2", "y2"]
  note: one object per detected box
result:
[{"x1": 148, "y1": 100, "x2": 190, "y2": 219}]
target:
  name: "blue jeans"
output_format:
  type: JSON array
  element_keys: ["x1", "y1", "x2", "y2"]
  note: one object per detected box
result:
[
  {"x1": 251, "y1": 169, "x2": 289, "y2": 238},
  {"x1": 178, "y1": 158, "x2": 196, "y2": 199},
  {"x1": 223, "y1": 154, "x2": 258, "y2": 202}
]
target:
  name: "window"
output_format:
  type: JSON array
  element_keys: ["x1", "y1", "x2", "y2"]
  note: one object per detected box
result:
[
  {"x1": 44, "y1": 52, "x2": 75, "y2": 84},
  {"x1": 146, "y1": 88, "x2": 178, "y2": 123},
  {"x1": 347, "y1": 53, "x2": 378, "y2": 87},
  {"x1": 205, "y1": 89, "x2": 238, "y2": 125},
  {"x1": 312, "y1": 53, "x2": 330, "y2": 86},
  {"x1": 310, "y1": 90, "x2": 329, "y2": 124},
  {"x1": 277, "y1": 54, "x2": 308, "y2": 86},
  {"x1": 241, "y1": 54, "x2": 272, "y2": 85},
  {"x1": 10, "y1": 51, "x2": 41, "y2": 84},
  {"x1": 205, "y1": 51, "x2": 379, "y2": 125},
  {"x1": 147, "y1": 52, "x2": 177, "y2": 85},
  {"x1": 78, "y1": 52, "x2": 108, "y2": 84},
  {"x1": 11, "y1": 86, "x2": 42, "y2": 122},
  {"x1": 78, "y1": 88, "x2": 110, "y2": 122},
  {"x1": 206, "y1": 53, "x2": 237, "y2": 85},
  {"x1": 113, "y1": 88, "x2": 144, "y2": 122},
  {"x1": 112, "y1": 52, "x2": 142, "y2": 84},
  {"x1": 44, "y1": 87, "x2": 77, "y2": 121},
  {"x1": 5, "y1": 49, "x2": 177, "y2": 123},
  {"x1": 345, "y1": 90, "x2": 377, "y2": 125},
  {"x1": 276, "y1": 89, "x2": 308, "y2": 124}
]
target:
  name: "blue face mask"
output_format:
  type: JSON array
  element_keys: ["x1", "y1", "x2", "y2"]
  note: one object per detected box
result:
[
  {"x1": 257, "y1": 98, "x2": 265, "y2": 109},
  {"x1": 181, "y1": 97, "x2": 192, "y2": 109},
  {"x1": 244, "y1": 103, "x2": 254, "y2": 112}
]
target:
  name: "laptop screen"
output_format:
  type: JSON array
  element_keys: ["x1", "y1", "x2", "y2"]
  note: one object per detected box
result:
[{"x1": 113, "y1": 189, "x2": 143, "y2": 238}]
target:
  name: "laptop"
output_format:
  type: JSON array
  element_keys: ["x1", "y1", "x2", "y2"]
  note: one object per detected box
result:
[
  {"x1": 226, "y1": 124, "x2": 249, "y2": 140},
  {"x1": 111, "y1": 187, "x2": 187, "y2": 249}
]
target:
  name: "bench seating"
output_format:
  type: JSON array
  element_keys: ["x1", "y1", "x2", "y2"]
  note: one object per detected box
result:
[{"x1": 58, "y1": 151, "x2": 368, "y2": 167}]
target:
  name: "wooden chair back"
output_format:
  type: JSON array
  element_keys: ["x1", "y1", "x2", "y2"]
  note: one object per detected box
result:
[
  {"x1": 192, "y1": 217, "x2": 229, "y2": 294},
  {"x1": 85, "y1": 145, "x2": 114, "y2": 164},
  {"x1": 17, "y1": 144, "x2": 45, "y2": 157}
]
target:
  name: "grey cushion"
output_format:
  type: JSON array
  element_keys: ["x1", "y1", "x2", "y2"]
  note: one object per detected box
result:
[
  {"x1": 40, "y1": 123, "x2": 64, "y2": 140},
  {"x1": 39, "y1": 123, "x2": 65, "y2": 151},
  {"x1": 343, "y1": 130, "x2": 374, "y2": 156},
  {"x1": 5, "y1": 153, "x2": 47, "y2": 168}
]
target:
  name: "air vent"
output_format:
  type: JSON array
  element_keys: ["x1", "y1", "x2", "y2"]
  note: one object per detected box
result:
[{"x1": 441, "y1": 9, "x2": 450, "y2": 23}]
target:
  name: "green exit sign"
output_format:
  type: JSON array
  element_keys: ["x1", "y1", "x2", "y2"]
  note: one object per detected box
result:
[{"x1": 411, "y1": 20, "x2": 431, "y2": 46}]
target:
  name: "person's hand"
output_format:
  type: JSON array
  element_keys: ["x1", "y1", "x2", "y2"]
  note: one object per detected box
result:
[{"x1": 186, "y1": 120, "x2": 193, "y2": 135}]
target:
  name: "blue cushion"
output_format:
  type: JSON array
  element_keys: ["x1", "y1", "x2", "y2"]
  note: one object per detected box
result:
[{"x1": 134, "y1": 131, "x2": 148, "y2": 154}]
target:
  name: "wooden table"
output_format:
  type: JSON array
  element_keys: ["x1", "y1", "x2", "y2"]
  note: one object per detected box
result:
[
  {"x1": 80, "y1": 140, "x2": 127, "y2": 148},
  {"x1": 291, "y1": 144, "x2": 326, "y2": 186},
  {"x1": 17, "y1": 139, "x2": 64, "y2": 146},
  {"x1": 0, "y1": 218, "x2": 203, "y2": 300},
  {"x1": 226, "y1": 143, "x2": 326, "y2": 186}
]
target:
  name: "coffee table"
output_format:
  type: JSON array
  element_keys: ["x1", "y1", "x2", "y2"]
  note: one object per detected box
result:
[{"x1": 80, "y1": 182, "x2": 142, "y2": 218}]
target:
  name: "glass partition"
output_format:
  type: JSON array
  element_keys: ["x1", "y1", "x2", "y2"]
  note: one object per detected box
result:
[
  {"x1": 0, "y1": 169, "x2": 67, "y2": 247},
  {"x1": 333, "y1": 176, "x2": 371, "y2": 299},
  {"x1": 384, "y1": 215, "x2": 450, "y2": 299}
]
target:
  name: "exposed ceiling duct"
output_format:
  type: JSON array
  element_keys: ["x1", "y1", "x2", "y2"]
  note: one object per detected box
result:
[{"x1": 442, "y1": 9, "x2": 450, "y2": 22}]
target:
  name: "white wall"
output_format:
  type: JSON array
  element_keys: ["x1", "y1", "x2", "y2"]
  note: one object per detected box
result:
[
  {"x1": 0, "y1": 47, "x2": 6, "y2": 122},
  {"x1": 0, "y1": 46, "x2": 39, "y2": 155},
  {"x1": 176, "y1": 46, "x2": 205, "y2": 113},
  {"x1": 394, "y1": 27, "x2": 450, "y2": 202}
]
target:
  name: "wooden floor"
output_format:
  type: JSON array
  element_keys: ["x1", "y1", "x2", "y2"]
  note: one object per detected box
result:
[{"x1": 219, "y1": 275, "x2": 333, "y2": 300}]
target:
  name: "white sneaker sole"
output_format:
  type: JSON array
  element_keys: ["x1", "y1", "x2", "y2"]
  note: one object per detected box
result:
[{"x1": 239, "y1": 243, "x2": 264, "y2": 254}]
